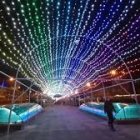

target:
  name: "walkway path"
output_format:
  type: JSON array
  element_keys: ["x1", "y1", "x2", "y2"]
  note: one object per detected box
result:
[{"x1": 1, "y1": 105, "x2": 140, "y2": 140}]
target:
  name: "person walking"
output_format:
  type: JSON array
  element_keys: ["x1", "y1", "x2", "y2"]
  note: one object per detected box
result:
[{"x1": 104, "y1": 97, "x2": 116, "y2": 131}]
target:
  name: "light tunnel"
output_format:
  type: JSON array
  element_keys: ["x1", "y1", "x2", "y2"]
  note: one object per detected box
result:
[{"x1": 0, "y1": 0, "x2": 140, "y2": 98}]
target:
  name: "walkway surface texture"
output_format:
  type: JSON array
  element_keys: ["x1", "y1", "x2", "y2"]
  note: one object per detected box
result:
[{"x1": 1, "y1": 105, "x2": 140, "y2": 140}]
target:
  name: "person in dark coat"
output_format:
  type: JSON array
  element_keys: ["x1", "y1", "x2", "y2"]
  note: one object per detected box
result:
[{"x1": 104, "y1": 97, "x2": 116, "y2": 131}]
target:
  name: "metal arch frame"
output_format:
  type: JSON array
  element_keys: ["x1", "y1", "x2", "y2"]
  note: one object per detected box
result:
[
  {"x1": 13, "y1": 35, "x2": 86, "y2": 91},
  {"x1": 85, "y1": 79, "x2": 139, "y2": 97},
  {"x1": 6, "y1": 34, "x2": 138, "y2": 135},
  {"x1": 21, "y1": 38, "x2": 139, "y2": 98},
  {"x1": 46, "y1": 81, "x2": 74, "y2": 96},
  {"x1": 33, "y1": 56, "x2": 91, "y2": 84},
  {"x1": 20, "y1": 56, "x2": 92, "y2": 88},
  {"x1": 9, "y1": 35, "x2": 138, "y2": 101},
  {"x1": 0, "y1": 70, "x2": 40, "y2": 136},
  {"x1": 0, "y1": 71, "x2": 38, "y2": 93},
  {"x1": 72, "y1": 37, "x2": 138, "y2": 104},
  {"x1": 6, "y1": 35, "x2": 87, "y2": 135},
  {"x1": 95, "y1": 40, "x2": 138, "y2": 104},
  {"x1": 37, "y1": 77, "x2": 77, "y2": 94},
  {"x1": 27, "y1": 62, "x2": 86, "y2": 90},
  {"x1": 46, "y1": 69, "x2": 85, "y2": 90},
  {"x1": 46, "y1": 68, "x2": 85, "y2": 80},
  {"x1": 9, "y1": 36, "x2": 81, "y2": 97}
]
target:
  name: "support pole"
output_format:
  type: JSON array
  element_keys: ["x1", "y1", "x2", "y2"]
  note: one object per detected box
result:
[
  {"x1": 7, "y1": 69, "x2": 19, "y2": 137},
  {"x1": 83, "y1": 93, "x2": 86, "y2": 104},
  {"x1": 28, "y1": 83, "x2": 34, "y2": 103},
  {"x1": 102, "y1": 82, "x2": 106, "y2": 101},
  {"x1": 90, "y1": 92, "x2": 92, "y2": 102},
  {"x1": 79, "y1": 94, "x2": 80, "y2": 106},
  {"x1": 131, "y1": 81, "x2": 138, "y2": 103},
  {"x1": 29, "y1": 89, "x2": 31, "y2": 103}
]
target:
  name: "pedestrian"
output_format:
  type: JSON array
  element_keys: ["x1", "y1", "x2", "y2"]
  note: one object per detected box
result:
[{"x1": 104, "y1": 97, "x2": 116, "y2": 131}]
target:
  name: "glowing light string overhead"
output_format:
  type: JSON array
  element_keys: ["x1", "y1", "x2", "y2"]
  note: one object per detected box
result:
[{"x1": 0, "y1": 0, "x2": 140, "y2": 97}]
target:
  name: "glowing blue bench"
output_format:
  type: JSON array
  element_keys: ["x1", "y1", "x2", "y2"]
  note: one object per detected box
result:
[
  {"x1": 79, "y1": 102, "x2": 140, "y2": 121},
  {"x1": 0, "y1": 103, "x2": 43, "y2": 125}
]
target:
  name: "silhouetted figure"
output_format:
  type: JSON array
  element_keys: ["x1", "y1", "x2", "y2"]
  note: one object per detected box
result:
[{"x1": 104, "y1": 97, "x2": 116, "y2": 131}]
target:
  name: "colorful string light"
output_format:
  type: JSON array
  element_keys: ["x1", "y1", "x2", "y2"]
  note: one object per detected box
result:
[{"x1": 0, "y1": 0, "x2": 140, "y2": 97}]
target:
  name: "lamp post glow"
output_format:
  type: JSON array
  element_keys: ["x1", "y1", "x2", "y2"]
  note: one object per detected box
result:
[
  {"x1": 9, "y1": 77, "x2": 14, "y2": 82},
  {"x1": 86, "y1": 82, "x2": 92, "y2": 102},
  {"x1": 100, "y1": 69, "x2": 117, "y2": 101},
  {"x1": 110, "y1": 70, "x2": 117, "y2": 76},
  {"x1": 86, "y1": 82, "x2": 91, "y2": 87}
]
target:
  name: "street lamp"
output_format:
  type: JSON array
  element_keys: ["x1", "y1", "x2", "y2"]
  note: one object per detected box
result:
[
  {"x1": 9, "y1": 77, "x2": 14, "y2": 82},
  {"x1": 86, "y1": 82, "x2": 93, "y2": 102},
  {"x1": 99, "y1": 69, "x2": 118, "y2": 101},
  {"x1": 110, "y1": 70, "x2": 117, "y2": 76},
  {"x1": 86, "y1": 82, "x2": 91, "y2": 87}
]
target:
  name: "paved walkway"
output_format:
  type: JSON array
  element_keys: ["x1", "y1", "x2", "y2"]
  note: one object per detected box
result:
[{"x1": 1, "y1": 105, "x2": 140, "y2": 140}]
